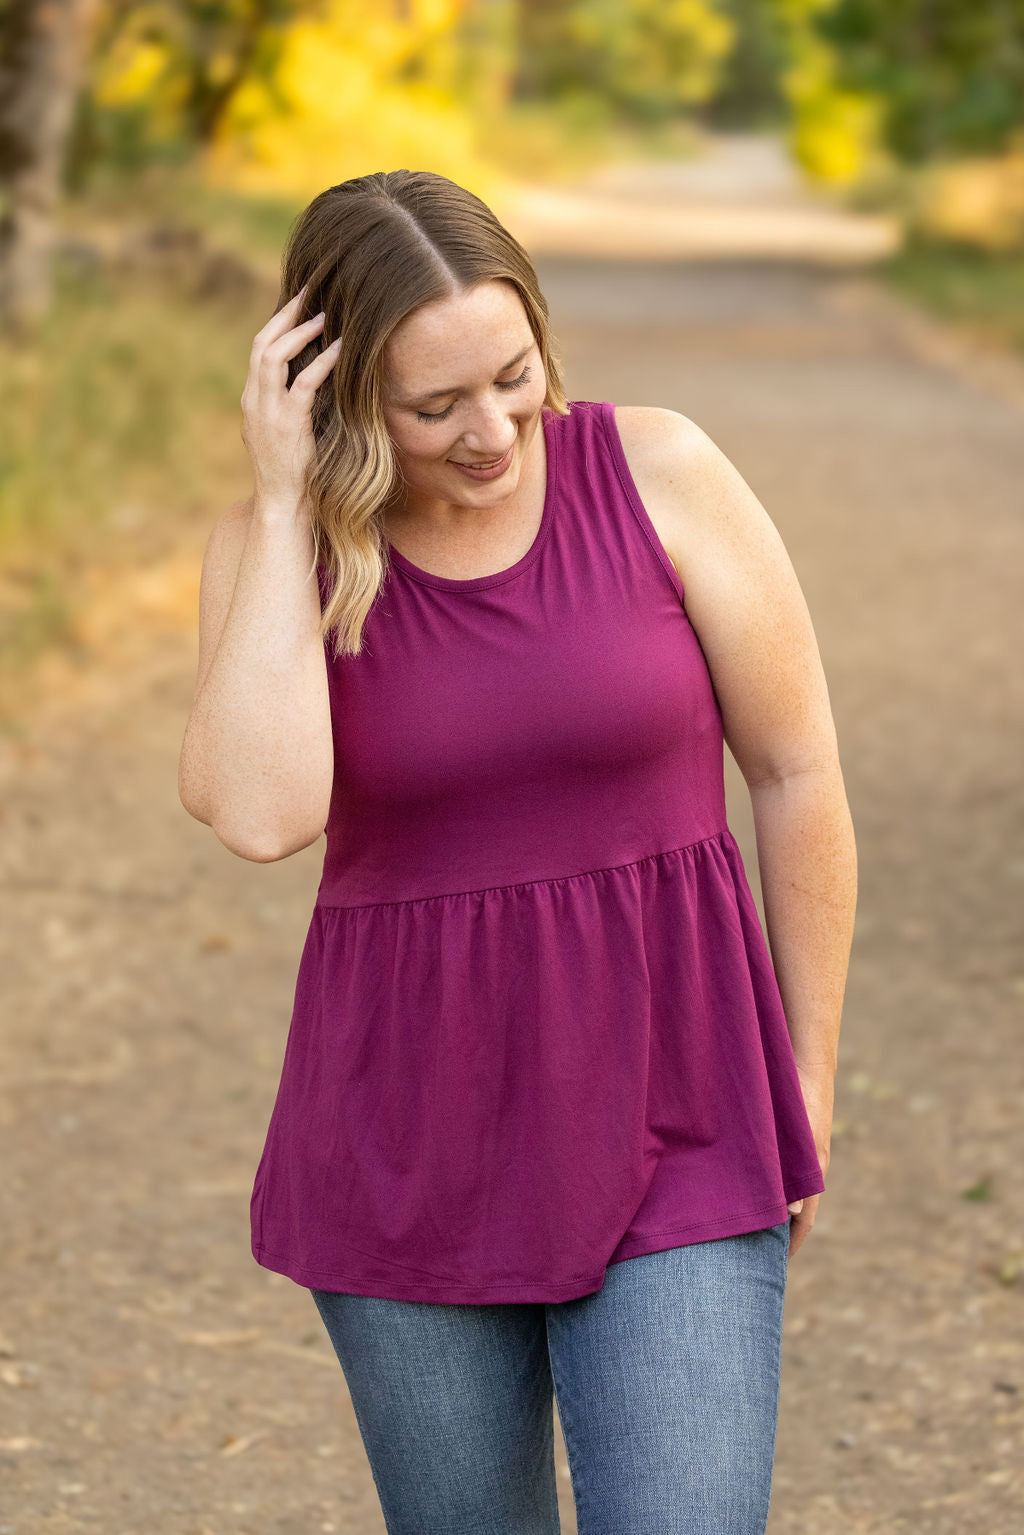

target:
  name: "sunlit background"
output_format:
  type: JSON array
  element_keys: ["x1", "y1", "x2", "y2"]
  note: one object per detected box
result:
[{"x1": 2, "y1": 4, "x2": 1023, "y2": 1532}]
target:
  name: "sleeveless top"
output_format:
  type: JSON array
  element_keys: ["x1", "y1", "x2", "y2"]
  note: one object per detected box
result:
[{"x1": 249, "y1": 399, "x2": 826, "y2": 1304}]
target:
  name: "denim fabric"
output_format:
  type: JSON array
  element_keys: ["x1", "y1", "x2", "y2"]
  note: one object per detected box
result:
[{"x1": 309, "y1": 1219, "x2": 792, "y2": 1534}]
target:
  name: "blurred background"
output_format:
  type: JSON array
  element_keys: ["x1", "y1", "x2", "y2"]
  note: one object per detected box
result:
[{"x1": 1, "y1": 3, "x2": 1022, "y2": 1533}]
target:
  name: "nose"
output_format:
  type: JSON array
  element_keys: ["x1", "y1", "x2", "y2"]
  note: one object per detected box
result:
[{"x1": 455, "y1": 397, "x2": 518, "y2": 461}]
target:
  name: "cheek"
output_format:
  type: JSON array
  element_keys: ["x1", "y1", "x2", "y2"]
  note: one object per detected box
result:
[
  {"x1": 385, "y1": 417, "x2": 451, "y2": 464},
  {"x1": 401, "y1": 427, "x2": 462, "y2": 471}
]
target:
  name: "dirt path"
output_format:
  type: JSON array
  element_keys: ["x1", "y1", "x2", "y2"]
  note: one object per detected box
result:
[
  {"x1": 2, "y1": 141, "x2": 1023, "y2": 1533},
  {"x1": 499, "y1": 127, "x2": 900, "y2": 264}
]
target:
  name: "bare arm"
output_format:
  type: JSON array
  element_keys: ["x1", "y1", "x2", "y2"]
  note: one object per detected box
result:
[
  {"x1": 747, "y1": 765, "x2": 855, "y2": 1081},
  {"x1": 178, "y1": 283, "x2": 343, "y2": 861},
  {"x1": 614, "y1": 406, "x2": 857, "y2": 1107},
  {"x1": 178, "y1": 494, "x2": 333, "y2": 861}
]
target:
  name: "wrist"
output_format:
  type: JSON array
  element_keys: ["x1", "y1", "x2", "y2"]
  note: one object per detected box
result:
[
  {"x1": 252, "y1": 484, "x2": 310, "y2": 524},
  {"x1": 794, "y1": 1062, "x2": 836, "y2": 1098}
]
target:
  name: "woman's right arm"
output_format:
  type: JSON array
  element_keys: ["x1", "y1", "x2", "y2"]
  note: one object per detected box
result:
[
  {"x1": 178, "y1": 492, "x2": 333, "y2": 861},
  {"x1": 177, "y1": 285, "x2": 343, "y2": 862}
]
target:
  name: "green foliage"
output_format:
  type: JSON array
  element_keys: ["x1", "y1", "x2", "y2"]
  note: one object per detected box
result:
[
  {"x1": 702, "y1": 0, "x2": 791, "y2": 128},
  {"x1": 771, "y1": 0, "x2": 1024, "y2": 178},
  {"x1": 510, "y1": 0, "x2": 737, "y2": 126},
  {"x1": 65, "y1": 0, "x2": 305, "y2": 189},
  {"x1": 771, "y1": 0, "x2": 888, "y2": 182},
  {"x1": 814, "y1": 0, "x2": 1024, "y2": 161},
  {"x1": 54, "y1": 0, "x2": 760, "y2": 196},
  {"x1": 48, "y1": 0, "x2": 1024, "y2": 200}
]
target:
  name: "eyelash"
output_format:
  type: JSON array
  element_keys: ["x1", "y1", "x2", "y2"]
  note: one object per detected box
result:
[{"x1": 416, "y1": 364, "x2": 533, "y2": 424}]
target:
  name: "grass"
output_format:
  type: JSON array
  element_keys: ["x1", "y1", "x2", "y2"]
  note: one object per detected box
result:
[
  {"x1": 70, "y1": 158, "x2": 303, "y2": 269},
  {"x1": 0, "y1": 228, "x2": 275, "y2": 713},
  {"x1": 876, "y1": 235, "x2": 1024, "y2": 356}
]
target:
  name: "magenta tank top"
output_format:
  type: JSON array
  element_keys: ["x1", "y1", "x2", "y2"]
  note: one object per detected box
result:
[{"x1": 249, "y1": 399, "x2": 825, "y2": 1303}]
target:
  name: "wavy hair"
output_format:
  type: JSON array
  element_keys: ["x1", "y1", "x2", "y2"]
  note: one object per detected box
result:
[{"x1": 274, "y1": 169, "x2": 571, "y2": 658}]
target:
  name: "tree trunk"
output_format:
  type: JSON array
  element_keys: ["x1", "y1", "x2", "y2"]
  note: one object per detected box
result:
[
  {"x1": 0, "y1": 0, "x2": 100, "y2": 338},
  {"x1": 184, "y1": 0, "x2": 275, "y2": 146}
]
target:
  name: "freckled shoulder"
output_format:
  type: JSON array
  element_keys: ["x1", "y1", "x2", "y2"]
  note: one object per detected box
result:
[{"x1": 606, "y1": 404, "x2": 709, "y2": 584}]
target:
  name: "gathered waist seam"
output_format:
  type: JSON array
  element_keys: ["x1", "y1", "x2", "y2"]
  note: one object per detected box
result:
[{"x1": 315, "y1": 827, "x2": 731, "y2": 914}]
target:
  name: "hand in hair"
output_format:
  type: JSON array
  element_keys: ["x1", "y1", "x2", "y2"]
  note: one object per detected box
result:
[{"x1": 241, "y1": 283, "x2": 343, "y2": 510}]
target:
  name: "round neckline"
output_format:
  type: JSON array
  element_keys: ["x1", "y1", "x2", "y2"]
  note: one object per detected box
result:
[{"x1": 385, "y1": 408, "x2": 560, "y2": 592}]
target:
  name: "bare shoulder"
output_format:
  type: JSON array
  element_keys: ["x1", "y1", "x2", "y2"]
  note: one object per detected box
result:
[
  {"x1": 608, "y1": 404, "x2": 735, "y2": 584},
  {"x1": 610, "y1": 405, "x2": 837, "y2": 786},
  {"x1": 610, "y1": 402, "x2": 794, "y2": 579},
  {"x1": 610, "y1": 404, "x2": 708, "y2": 467}
]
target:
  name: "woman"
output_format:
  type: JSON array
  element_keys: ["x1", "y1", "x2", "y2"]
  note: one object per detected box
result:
[{"x1": 179, "y1": 169, "x2": 856, "y2": 1534}]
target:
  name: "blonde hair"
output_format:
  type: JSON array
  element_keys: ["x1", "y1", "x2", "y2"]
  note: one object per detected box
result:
[{"x1": 274, "y1": 169, "x2": 571, "y2": 658}]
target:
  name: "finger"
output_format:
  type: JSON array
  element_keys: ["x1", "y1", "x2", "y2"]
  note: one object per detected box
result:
[
  {"x1": 787, "y1": 1200, "x2": 804, "y2": 1215},
  {"x1": 252, "y1": 283, "x2": 311, "y2": 349},
  {"x1": 262, "y1": 311, "x2": 328, "y2": 372},
  {"x1": 289, "y1": 336, "x2": 343, "y2": 395}
]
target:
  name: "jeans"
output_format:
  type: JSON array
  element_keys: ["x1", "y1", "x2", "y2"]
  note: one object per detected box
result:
[{"x1": 310, "y1": 1219, "x2": 792, "y2": 1534}]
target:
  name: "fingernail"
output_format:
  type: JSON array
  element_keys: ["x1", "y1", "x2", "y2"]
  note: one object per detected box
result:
[{"x1": 787, "y1": 1201, "x2": 803, "y2": 1214}]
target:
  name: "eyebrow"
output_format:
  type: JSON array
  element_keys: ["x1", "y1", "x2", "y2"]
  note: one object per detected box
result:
[{"x1": 398, "y1": 342, "x2": 534, "y2": 406}]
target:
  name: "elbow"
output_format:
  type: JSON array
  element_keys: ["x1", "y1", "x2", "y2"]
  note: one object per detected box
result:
[
  {"x1": 178, "y1": 772, "x2": 294, "y2": 860},
  {"x1": 178, "y1": 732, "x2": 213, "y2": 826},
  {"x1": 178, "y1": 764, "x2": 212, "y2": 828},
  {"x1": 211, "y1": 813, "x2": 326, "y2": 864},
  {"x1": 178, "y1": 742, "x2": 329, "y2": 861},
  {"x1": 201, "y1": 805, "x2": 287, "y2": 862},
  {"x1": 219, "y1": 832, "x2": 292, "y2": 863}
]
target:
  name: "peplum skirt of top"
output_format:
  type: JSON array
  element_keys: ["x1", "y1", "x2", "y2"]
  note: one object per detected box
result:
[{"x1": 249, "y1": 823, "x2": 826, "y2": 1304}]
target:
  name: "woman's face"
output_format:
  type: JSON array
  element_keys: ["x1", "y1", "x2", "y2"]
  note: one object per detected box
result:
[{"x1": 381, "y1": 279, "x2": 548, "y2": 514}]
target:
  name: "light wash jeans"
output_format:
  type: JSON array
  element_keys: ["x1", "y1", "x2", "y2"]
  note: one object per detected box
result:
[{"x1": 310, "y1": 1219, "x2": 792, "y2": 1534}]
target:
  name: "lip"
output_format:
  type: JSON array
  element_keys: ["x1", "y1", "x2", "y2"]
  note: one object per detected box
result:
[{"x1": 450, "y1": 440, "x2": 515, "y2": 481}]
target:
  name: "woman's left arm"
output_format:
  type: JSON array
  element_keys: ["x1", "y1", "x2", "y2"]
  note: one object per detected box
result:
[
  {"x1": 618, "y1": 407, "x2": 858, "y2": 1226},
  {"x1": 747, "y1": 758, "x2": 856, "y2": 1174}
]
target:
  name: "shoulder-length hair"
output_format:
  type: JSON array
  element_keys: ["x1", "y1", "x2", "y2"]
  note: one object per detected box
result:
[{"x1": 274, "y1": 168, "x2": 571, "y2": 658}]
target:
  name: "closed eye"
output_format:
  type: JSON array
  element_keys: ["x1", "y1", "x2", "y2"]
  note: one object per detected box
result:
[{"x1": 416, "y1": 364, "x2": 533, "y2": 424}]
